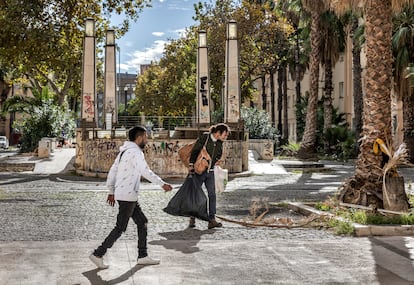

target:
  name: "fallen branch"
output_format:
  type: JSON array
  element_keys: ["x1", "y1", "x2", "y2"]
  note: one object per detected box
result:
[
  {"x1": 253, "y1": 209, "x2": 269, "y2": 224},
  {"x1": 216, "y1": 214, "x2": 327, "y2": 229}
]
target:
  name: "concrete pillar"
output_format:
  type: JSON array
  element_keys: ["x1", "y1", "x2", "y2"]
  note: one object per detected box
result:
[
  {"x1": 224, "y1": 20, "x2": 241, "y2": 124},
  {"x1": 81, "y1": 18, "x2": 96, "y2": 126},
  {"x1": 196, "y1": 30, "x2": 211, "y2": 125},
  {"x1": 104, "y1": 29, "x2": 117, "y2": 129}
]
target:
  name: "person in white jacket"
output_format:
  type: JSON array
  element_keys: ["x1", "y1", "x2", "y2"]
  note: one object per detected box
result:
[{"x1": 89, "y1": 126, "x2": 172, "y2": 269}]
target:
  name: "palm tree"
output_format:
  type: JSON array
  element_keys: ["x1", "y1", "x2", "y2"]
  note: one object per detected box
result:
[
  {"x1": 297, "y1": 0, "x2": 328, "y2": 159},
  {"x1": 275, "y1": 0, "x2": 310, "y2": 142},
  {"x1": 319, "y1": 10, "x2": 346, "y2": 153},
  {"x1": 350, "y1": 13, "x2": 364, "y2": 156},
  {"x1": 1, "y1": 83, "x2": 55, "y2": 115},
  {"x1": 392, "y1": 5, "x2": 414, "y2": 162},
  {"x1": 332, "y1": 0, "x2": 413, "y2": 211}
]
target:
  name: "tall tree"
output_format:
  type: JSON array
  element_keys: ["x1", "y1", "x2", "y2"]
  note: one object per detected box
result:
[
  {"x1": 193, "y1": 1, "x2": 290, "y2": 112},
  {"x1": 350, "y1": 14, "x2": 364, "y2": 156},
  {"x1": 0, "y1": 0, "x2": 151, "y2": 106},
  {"x1": 297, "y1": 0, "x2": 328, "y2": 159},
  {"x1": 282, "y1": 66, "x2": 289, "y2": 143},
  {"x1": 392, "y1": 4, "x2": 414, "y2": 162},
  {"x1": 334, "y1": 0, "x2": 414, "y2": 210},
  {"x1": 319, "y1": 10, "x2": 346, "y2": 152},
  {"x1": 129, "y1": 31, "x2": 197, "y2": 117},
  {"x1": 276, "y1": 0, "x2": 310, "y2": 142}
]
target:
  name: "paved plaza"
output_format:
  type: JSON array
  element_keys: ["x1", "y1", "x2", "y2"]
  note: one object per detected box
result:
[{"x1": 1, "y1": 149, "x2": 414, "y2": 284}]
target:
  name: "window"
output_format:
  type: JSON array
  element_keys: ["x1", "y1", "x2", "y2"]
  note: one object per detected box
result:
[{"x1": 339, "y1": 82, "x2": 344, "y2": 99}]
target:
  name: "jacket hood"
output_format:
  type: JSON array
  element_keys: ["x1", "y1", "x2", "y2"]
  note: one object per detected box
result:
[{"x1": 119, "y1": 141, "x2": 139, "y2": 152}]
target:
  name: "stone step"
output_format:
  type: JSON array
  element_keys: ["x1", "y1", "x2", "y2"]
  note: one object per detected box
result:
[{"x1": 0, "y1": 162, "x2": 35, "y2": 172}]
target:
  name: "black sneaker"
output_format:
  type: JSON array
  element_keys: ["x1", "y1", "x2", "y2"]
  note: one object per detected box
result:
[{"x1": 189, "y1": 217, "x2": 196, "y2": 228}]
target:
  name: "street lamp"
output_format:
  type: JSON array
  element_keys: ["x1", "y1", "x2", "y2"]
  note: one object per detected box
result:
[
  {"x1": 224, "y1": 19, "x2": 240, "y2": 124},
  {"x1": 81, "y1": 17, "x2": 96, "y2": 126},
  {"x1": 124, "y1": 86, "x2": 128, "y2": 114},
  {"x1": 106, "y1": 29, "x2": 115, "y2": 46},
  {"x1": 227, "y1": 20, "x2": 237, "y2": 40},
  {"x1": 85, "y1": 18, "x2": 95, "y2": 37},
  {"x1": 116, "y1": 45, "x2": 121, "y2": 110},
  {"x1": 198, "y1": 30, "x2": 207, "y2": 48}
]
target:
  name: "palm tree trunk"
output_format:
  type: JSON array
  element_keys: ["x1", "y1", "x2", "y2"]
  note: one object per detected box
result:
[
  {"x1": 270, "y1": 68, "x2": 276, "y2": 123},
  {"x1": 261, "y1": 76, "x2": 266, "y2": 110},
  {"x1": 351, "y1": 17, "x2": 363, "y2": 156},
  {"x1": 277, "y1": 66, "x2": 283, "y2": 135},
  {"x1": 298, "y1": 9, "x2": 321, "y2": 159},
  {"x1": 403, "y1": 86, "x2": 414, "y2": 162},
  {"x1": 323, "y1": 59, "x2": 333, "y2": 153},
  {"x1": 283, "y1": 66, "x2": 289, "y2": 144},
  {"x1": 339, "y1": 0, "x2": 397, "y2": 209},
  {"x1": 295, "y1": 30, "x2": 303, "y2": 142}
]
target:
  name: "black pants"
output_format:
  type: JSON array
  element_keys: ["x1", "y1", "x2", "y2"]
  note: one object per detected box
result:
[
  {"x1": 193, "y1": 170, "x2": 216, "y2": 220},
  {"x1": 94, "y1": 201, "x2": 148, "y2": 258}
]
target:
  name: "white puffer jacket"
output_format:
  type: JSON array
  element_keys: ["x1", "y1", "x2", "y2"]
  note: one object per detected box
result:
[{"x1": 107, "y1": 141, "x2": 165, "y2": 202}]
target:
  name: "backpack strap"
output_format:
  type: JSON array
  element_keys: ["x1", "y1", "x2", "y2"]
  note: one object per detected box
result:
[
  {"x1": 119, "y1": 150, "x2": 126, "y2": 162},
  {"x1": 202, "y1": 133, "x2": 209, "y2": 147}
]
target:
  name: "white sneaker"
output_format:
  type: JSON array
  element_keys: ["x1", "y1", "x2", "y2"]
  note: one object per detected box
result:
[
  {"x1": 137, "y1": 256, "x2": 160, "y2": 265},
  {"x1": 89, "y1": 254, "x2": 109, "y2": 269}
]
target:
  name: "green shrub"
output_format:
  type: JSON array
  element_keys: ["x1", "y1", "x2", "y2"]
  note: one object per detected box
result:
[
  {"x1": 335, "y1": 220, "x2": 355, "y2": 235},
  {"x1": 280, "y1": 141, "x2": 301, "y2": 157},
  {"x1": 241, "y1": 106, "x2": 279, "y2": 140},
  {"x1": 211, "y1": 108, "x2": 224, "y2": 124},
  {"x1": 315, "y1": 201, "x2": 331, "y2": 211},
  {"x1": 13, "y1": 100, "x2": 75, "y2": 152}
]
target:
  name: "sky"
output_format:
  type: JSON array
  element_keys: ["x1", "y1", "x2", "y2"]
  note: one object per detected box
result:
[{"x1": 111, "y1": 0, "x2": 201, "y2": 74}]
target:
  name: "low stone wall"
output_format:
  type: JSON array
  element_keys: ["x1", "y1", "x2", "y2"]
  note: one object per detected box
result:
[
  {"x1": 75, "y1": 129, "x2": 248, "y2": 178},
  {"x1": 248, "y1": 139, "x2": 274, "y2": 160}
]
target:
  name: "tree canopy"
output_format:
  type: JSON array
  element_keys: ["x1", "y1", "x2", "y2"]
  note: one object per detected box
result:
[
  {"x1": 0, "y1": 0, "x2": 151, "y2": 106},
  {"x1": 130, "y1": 0, "x2": 294, "y2": 117}
]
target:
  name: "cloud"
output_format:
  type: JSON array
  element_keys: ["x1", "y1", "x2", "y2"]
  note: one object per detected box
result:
[
  {"x1": 166, "y1": 0, "x2": 194, "y2": 11},
  {"x1": 173, "y1": 28, "x2": 188, "y2": 38},
  {"x1": 121, "y1": 40, "x2": 167, "y2": 72},
  {"x1": 152, "y1": 32, "x2": 164, "y2": 37}
]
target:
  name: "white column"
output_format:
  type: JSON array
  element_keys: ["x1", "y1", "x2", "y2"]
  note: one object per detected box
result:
[
  {"x1": 224, "y1": 20, "x2": 241, "y2": 124},
  {"x1": 196, "y1": 30, "x2": 211, "y2": 125},
  {"x1": 81, "y1": 18, "x2": 96, "y2": 126},
  {"x1": 104, "y1": 29, "x2": 117, "y2": 129}
]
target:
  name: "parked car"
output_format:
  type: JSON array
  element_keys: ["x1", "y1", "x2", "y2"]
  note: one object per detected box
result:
[{"x1": 0, "y1": 136, "x2": 9, "y2": 149}]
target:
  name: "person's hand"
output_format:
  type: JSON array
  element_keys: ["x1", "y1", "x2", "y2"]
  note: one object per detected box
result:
[
  {"x1": 107, "y1": 194, "x2": 115, "y2": 207},
  {"x1": 215, "y1": 159, "x2": 224, "y2": 166},
  {"x1": 162, "y1": 184, "x2": 173, "y2": 192}
]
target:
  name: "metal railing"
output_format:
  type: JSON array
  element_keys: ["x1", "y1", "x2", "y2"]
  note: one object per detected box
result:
[{"x1": 117, "y1": 116, "x2": 194, "y2": 130}]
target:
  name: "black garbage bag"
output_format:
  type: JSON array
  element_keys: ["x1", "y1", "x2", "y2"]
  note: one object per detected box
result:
[{"x1": 163, "y1": 174, "x2": 209, "y2": 221}]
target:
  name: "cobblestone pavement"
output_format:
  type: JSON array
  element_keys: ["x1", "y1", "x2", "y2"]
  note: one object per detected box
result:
[
  {"x1": 1, "y1": 161, "x2": 413, "y2": 242},
  {"x1": 2, "y1": 162, "x2": 414, "y2": 284}
]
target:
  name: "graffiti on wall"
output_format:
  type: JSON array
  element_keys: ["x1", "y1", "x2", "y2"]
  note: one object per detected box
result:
[
  {"x1": 82, "y1": 138, "x2": 246, "y2": 176},
  {"x1": 144, "y1": 141, "x2": 182, "y2": 156},
  {"x1": 84, "y1": 140, "x2": 122, "y2": 172},
  {"x1": 83, "y1": 93, "x2": 95, "y2": 119}
]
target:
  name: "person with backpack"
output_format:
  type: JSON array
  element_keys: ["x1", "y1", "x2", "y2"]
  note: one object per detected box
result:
[
  {"x1": 89, "y1": 126, "x2": 173, "y2": 269},
  {"x1": 188, "y1": 123, "x2": 230, "y2": 229}
]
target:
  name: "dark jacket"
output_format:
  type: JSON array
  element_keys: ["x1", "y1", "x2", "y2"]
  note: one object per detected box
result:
[{"x1": 189, "y1": 132, "x2": 223, "y2": 171}]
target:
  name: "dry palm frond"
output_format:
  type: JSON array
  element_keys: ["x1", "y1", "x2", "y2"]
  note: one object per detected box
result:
[
  {"x1": 216, "y1": 214, "x2": 328, "y2": 229},
  {"x1": 249, "y1": 197, "x2": 269, "y2": 222},
  {"x1": 383, "y1": 143, "x2": 412, "y2": 176},
  {"x1": 377, "y1": 138, "x2": 413, "y2": 207}
]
